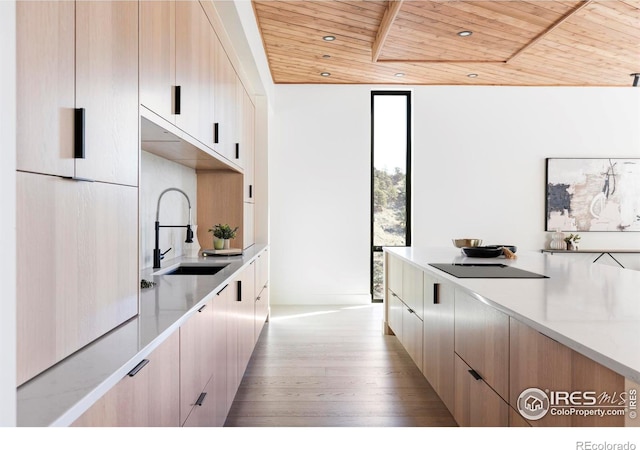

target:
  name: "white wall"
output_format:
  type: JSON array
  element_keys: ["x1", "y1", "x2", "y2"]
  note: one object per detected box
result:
[
  {"x1": 271, "y1": 85, "x2": 640, "y2": 305},
  {"x1": 271, "y1": 86, "x2": 372, "y2": 305},
  {"x1": 0, "y1": 0, "x2": 17, "y2": 426},
  {"x1": 140, "y1": 151, "x2": 198, "y2": 270}
]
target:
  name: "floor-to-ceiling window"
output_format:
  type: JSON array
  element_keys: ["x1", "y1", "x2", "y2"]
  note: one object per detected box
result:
[{"x1": 371, "y1": 91, "x2": 411, "y2": 302}]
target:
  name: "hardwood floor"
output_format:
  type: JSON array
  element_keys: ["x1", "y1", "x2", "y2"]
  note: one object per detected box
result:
[{"x1": 224, "y1": 304, "x2": 457, "y2": 427}]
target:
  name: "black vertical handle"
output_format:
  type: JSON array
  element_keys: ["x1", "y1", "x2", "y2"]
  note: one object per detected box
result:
[
  {"x1": 235, "y1": 143, "x2": 240, "y2": 159},
  {"x1": 237, "y1": 280, "x2": 242, "y2": 302},
  {"x1": 433, "y1": 283, "x2": 440, "y2": 305},
  {"x1": 74, "y1": 108, "x2": 85, "y2": 159},
  {"x1": 468, "y1": 369, "x2": 483, "y2": 381},
  {"x1": 174, "y1": 85, "x2": 181, "y2": 115},
  {"x1": 196, "y1": 392, "x2": 207, "y2": 406},
  {"x1": 214, "y1": 123, "x2": 219, "y2": 144},
  {"x1": 249, "y1": 185, "x2": 253, "y2": 199}
]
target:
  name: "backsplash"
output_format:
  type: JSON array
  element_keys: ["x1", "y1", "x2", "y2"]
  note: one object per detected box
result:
[{"x1": 140, "y1": 151, "x2": 197, "y2": 270}]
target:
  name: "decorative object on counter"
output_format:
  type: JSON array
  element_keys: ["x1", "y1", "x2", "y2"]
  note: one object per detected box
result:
[
  {"x1": 549, "y1": 229, "x2": 566, "y2": 250},
  {"x1": 209, "y1": 224, "x2": 239, "y2": 250},
  {"x1": 184, "y1": 225, "x2": 201, "y2": 257},
  {"x1": 452, "y1": 238, "x2": 482, "y2": 248},
  {"x1": 140, "y1": 279, "x2": 156, "y2": 289},
  {"x1": 563, "y1": 233, "x2": 581, "y2": 250},
  {"x1": 461, "y1": 246, "x2": 504, "y2": 258},
  {"x1": 201, "y1": 248, "x2": 244, "y2": 257},
  {"x1": 545, "y1": 158, "x2": 640, "y2": 232},
  {"x1": 502, "y1": 247, "x2": 517, "y2": 259}
]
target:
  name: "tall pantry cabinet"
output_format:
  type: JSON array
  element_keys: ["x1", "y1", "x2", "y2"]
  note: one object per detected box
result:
[{"x1": 16, "y1": 1, "x2": 139, "y2": 386}]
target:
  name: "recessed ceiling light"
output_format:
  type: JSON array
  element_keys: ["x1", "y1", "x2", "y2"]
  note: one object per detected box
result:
[
  {"x1": 320, "y1": 72, "x2": 331, "y2": 77},
  {"x1": 394, "y1": 73, "x2": 405, "y2": 77},
  {"x1": 322, "y1": 35, "x2": 336, "y2": 41},
  {"x1": 467, "y1": 73, "x2": 478, "y2": 78},
  {"x1": 458, "y1": 31, "x2": 473, "y2": 37}
]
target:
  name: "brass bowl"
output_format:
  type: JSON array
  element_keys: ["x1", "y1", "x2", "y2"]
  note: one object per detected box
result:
[{"x1": 452, "y1": 239, "x2": 482, "y2": 248}]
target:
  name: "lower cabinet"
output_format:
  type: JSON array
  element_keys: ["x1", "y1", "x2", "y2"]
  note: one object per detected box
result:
[
  {"x1": 72, "y1": 331, "x2": 180, "y2": 427},
  {"x1": 255, "y1": 284, "x2": 269, "y2": 342},
  {"x1": 509, "y1": 318, "x2": 626, "y2": 427},
  {"x1": 402, "y1": 306, "x2": 423, "y2": 369},
  {"x1": 179, "y1": 297, "x2": 215, "y2": 426},
  {"x1": 454, "y1": 354, "x2": 509, "y2": 427},
  {"x1": 182, "y1": 376, "x2": 216, "y2": 427},
  {"x1": 422, "y1": 275, "x2": 455, "y2": 413},
  {"x1": 212, "y1": 284, "x2": 229, "y2": 426}
]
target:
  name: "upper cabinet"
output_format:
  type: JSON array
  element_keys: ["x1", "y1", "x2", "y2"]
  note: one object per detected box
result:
[
  {"x1": 240, "y1": 86, "x2": 255, "y2": 203},
  {"x1": 17, "y1": 0, "x2": 139, "y2": 186},
  {"x1": 213, "y1": 36, "x2": 240, "y2": 163},
  {"x1": 175, "y1": 0, "x2": 216, "y2": 148},
  {"x1": 140, "y1": 0, "x2": 176, "y2": 123}
]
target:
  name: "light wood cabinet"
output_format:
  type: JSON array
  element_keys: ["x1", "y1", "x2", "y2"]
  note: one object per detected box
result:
[
  {"x1": 74, "y1": 0, "x2": 139, "y2": 186},
  {"x1": 387, "y1": 253, "x2": 403, "y2": 299},
  {"x1": 72, "y1": 331, "x2": 180, "y2": 427},
  {"x1": 140, "y1": 0, "x2": 176, "y2": 123},
  {"x1": 175, "y1": 0, "x2": 215, "y2": 148},
  {"x1": 510, "y1": 318, "x2": 625, "y2": 427},
  {"x1": 212, "y1": 285, "x2": 229, "y2": 426},
  {"x1": 387, "y1": 290, "x2": 403, "y2": 342},
  {"x1": 402, "y1": 262, "x2": 423, "y2": 320},
  {"x1": 454, "y1": 289, "x2": 509, "y2": 401},
  {"x1": 182, "y1": 376, "x2": 216, "y2": 427},
  {"x1": 16, "y1": 0, "x2": 75, "y2": 178},
  {"x1": 225, "y1": 278, "x2": 240, "y2": 408},
  {"x1": 17, "y1": 173, "x2": 138, "y2": 385},
  {"x1": 243, "y1": 202, "x2": 255, "y2": 250},
  {"x1": 179, "y1": 298, "x2": 215, "y2": 426},
  {"x1": 422, "y1": 274, "x2": 455, "y2": 413},
  {"x1": 454, "y1": 354, "x2": 509, "y2": 427},
  {"x1": 238, "y1": 262, "x2": 256, "y2": 376},
  {"x1": 402, "y1": 306, "x2": 423, "y2": 369},
  {"x1": 254, "y1": 249, "x2": 269, "y2": 342},
  {"x1": 240, "y1": 85, "x2": 256, "y2": 202},
  {"x1": 17, "y1": 0, "x2": 138, "y2": 186},
  {"x1": 212, "y1": 35, "x2": 239, "y2": 163}
]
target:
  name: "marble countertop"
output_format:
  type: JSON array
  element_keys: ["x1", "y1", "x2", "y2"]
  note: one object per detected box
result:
[
  {"x1": 384, "y1": 247, "x2": 640, "y2": 384},
  {"x1": 17, "y1": 244, "x2": 267, "y2": 427}
]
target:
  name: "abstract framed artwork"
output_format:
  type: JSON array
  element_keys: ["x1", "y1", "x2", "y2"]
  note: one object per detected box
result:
[{"x1": 546, "y1": 158, "x2": 640, "y2": 232}]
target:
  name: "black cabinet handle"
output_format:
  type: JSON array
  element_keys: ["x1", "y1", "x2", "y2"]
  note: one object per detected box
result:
[
  {"x1": 237, "y1": 280, "x2": 242, "y2": 302},
  {"x1": 128, "y1": 359, "x2": 150, "y2": 377},
  {"x1": 249, "y1": 185, "x2": 253, "y2": 199},
  {"x1": 196, "y1": 392, "x2": 207, "y2": 406},
  {"x1": 407, "y1": 308, "x2": 414, "y2": 314},
  {"x1": 74, "y1": 108, "x2": 85, "y2": 159},
  {"x1": 217, "y1": 284, "x2": 228, "y2": 295},
  {"x1": 214, "y1": 123, "x2": 219, "y2": 144},
  {"x1": 235, "y1": 143, "x2": 240, "y2": 159},
  {"x1": 468, "y1": 369, "x2": 483, "y2": 381},
  {"x1": 173, "y1": 85, "x2": 181, "y2": 115},
  {"x1": 434, "y1": 283, "x2": 440, "y2": 305},
  {"x1": 391, "y1": 292, "x2": 397, "y2": 298},
  {"x1": 197, "y1": 304, "x2": 207, "y2": 312}
]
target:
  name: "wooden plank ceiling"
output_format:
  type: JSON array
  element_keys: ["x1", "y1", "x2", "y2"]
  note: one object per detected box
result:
[{"x1": 252, "y1": 0, "x2": 640, "y2": 86}]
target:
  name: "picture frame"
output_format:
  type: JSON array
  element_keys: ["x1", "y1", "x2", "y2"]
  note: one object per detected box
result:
[{"x1": 545, "y1": 158, "x2": 640, "y2": 232}]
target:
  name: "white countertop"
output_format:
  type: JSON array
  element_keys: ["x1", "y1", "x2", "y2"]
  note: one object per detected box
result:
[
  {"x1": 17, "y1": 244, "x2": 267, "y2": 427},
  {"x1": 385, "y1": 247, "x2": 640, "y2": 384}
]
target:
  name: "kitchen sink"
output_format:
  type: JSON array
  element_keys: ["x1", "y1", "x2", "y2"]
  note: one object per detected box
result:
[{"x1": 157, "y1": 264, "x2": 229, "y2": 276}]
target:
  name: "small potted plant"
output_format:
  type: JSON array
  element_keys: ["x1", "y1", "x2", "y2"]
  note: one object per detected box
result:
[
  {"x1": 209, "y1": 224, "x2": 238, "y2": 250},
  {"x1": 564, "y1": 233, "x2": 581, "y2": 250}
]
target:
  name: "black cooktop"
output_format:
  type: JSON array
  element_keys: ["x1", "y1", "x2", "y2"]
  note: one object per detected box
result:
[{"x1": 429, "y1": 263, "x2": 548, "y2": 279}]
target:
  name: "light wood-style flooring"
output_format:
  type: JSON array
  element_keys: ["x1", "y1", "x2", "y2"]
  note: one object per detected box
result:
[{"x1": 224, "y1": 304, "x2": 457, "y2": 427}]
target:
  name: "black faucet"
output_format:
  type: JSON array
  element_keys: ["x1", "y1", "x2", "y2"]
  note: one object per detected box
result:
[{"x1": 154, "y1": 188, "x2": 194, "y2": 269}]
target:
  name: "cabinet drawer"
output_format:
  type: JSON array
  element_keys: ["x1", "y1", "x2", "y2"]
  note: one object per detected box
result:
[
  {"x1": 454, "y1": 354, "x2": 508, "y2": 427},
  {"x1": 402, "y1": 262, "x2": 424, "y2": 319},
  {"x1": 386, "y1": 253, "x2": 403, "y2": 298},
  {"x1": 454, "y1": 289, "x2": 509, "y2": 401}
]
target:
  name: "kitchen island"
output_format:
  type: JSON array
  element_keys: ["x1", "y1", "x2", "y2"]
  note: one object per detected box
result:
[
  {"x1": 17, "y1": 244, "x2": 268, "y2": 427},
  {"x1": 384, "y1": 246, "x2": 640, "y2": 427}
]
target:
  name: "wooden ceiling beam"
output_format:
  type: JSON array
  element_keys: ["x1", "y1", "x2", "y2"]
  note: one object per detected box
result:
[
  {"x1": 371, "y1": 0, "x2": 404, "y2": 62},
  {"x1": 507, "y1": 0, "x2": 593, "y2": 64}
]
